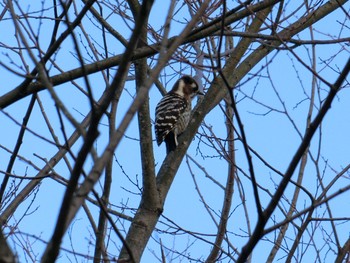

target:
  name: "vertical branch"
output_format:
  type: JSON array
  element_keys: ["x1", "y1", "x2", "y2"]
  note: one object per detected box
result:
[
  {"x1": 206, "y1": 8, "x2": 236, "y2": 261},
  {"x1": 93, "y1": 95, "x2": 115, "y2": 262},
  {"x1": 205, "y1": 97, "x2": 235, "y2": 263},
  {"x1": 118, "y1": 0, "x2": 158, "y2": 260},
  {"x1": 0, "y1": 94, "x2": 36, "y2": 204},
  {"x1": 135, "y1": 55, "x2": 157, "y2": 198},
  {"x1": 92, "y1": 2, "x2": 116, "y2": 260},
  {"x1": 130, "y1": 0, "x2": 157, "y2": 208}
]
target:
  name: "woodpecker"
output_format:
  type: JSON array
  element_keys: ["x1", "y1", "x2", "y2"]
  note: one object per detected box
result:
[{"x1": 155, "y1": 75, "x2": 203, "y2": 153}]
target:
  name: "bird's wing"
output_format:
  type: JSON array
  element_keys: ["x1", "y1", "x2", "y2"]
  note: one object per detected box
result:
[{"x1": 155, "y1": 94, "x2": 188, "y2": 145}]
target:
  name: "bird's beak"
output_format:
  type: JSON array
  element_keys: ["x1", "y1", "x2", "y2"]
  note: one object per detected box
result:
[{"x1": 197, "y1": 90, "x2": 204, "y2": 96}]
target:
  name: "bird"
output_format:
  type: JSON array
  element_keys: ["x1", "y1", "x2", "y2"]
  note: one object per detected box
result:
[{"x1": 155, "y1": 75, "x2": 203, "y2": 154}]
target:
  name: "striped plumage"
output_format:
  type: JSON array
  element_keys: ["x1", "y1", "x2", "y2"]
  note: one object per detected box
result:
[{"x1": 155, "y1": 75, "x2": 202, "y2": 153}]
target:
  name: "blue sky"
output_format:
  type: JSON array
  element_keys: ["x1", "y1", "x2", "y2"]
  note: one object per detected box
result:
[{"x1": 1, "y1": 0, "x2": 350, "y2": 262}]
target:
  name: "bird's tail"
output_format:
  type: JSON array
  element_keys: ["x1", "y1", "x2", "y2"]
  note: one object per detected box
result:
[{"x1": 165, "y1": 132, "x2": 177, "y2": 154}]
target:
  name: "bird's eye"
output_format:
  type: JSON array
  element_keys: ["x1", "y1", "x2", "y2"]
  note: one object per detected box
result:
[{"x1": 191, "y1": 83, "x2": 198, "y2": 91}]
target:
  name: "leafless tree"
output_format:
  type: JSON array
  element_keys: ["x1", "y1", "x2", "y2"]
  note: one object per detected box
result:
[{"x1": 0, "y1": 0, "x2": 350, "y2": 262}]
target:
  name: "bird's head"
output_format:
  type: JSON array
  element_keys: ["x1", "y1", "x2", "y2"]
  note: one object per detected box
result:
[{"x1": 172, "y1": 75, "x2": 204, "y2": 99}]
